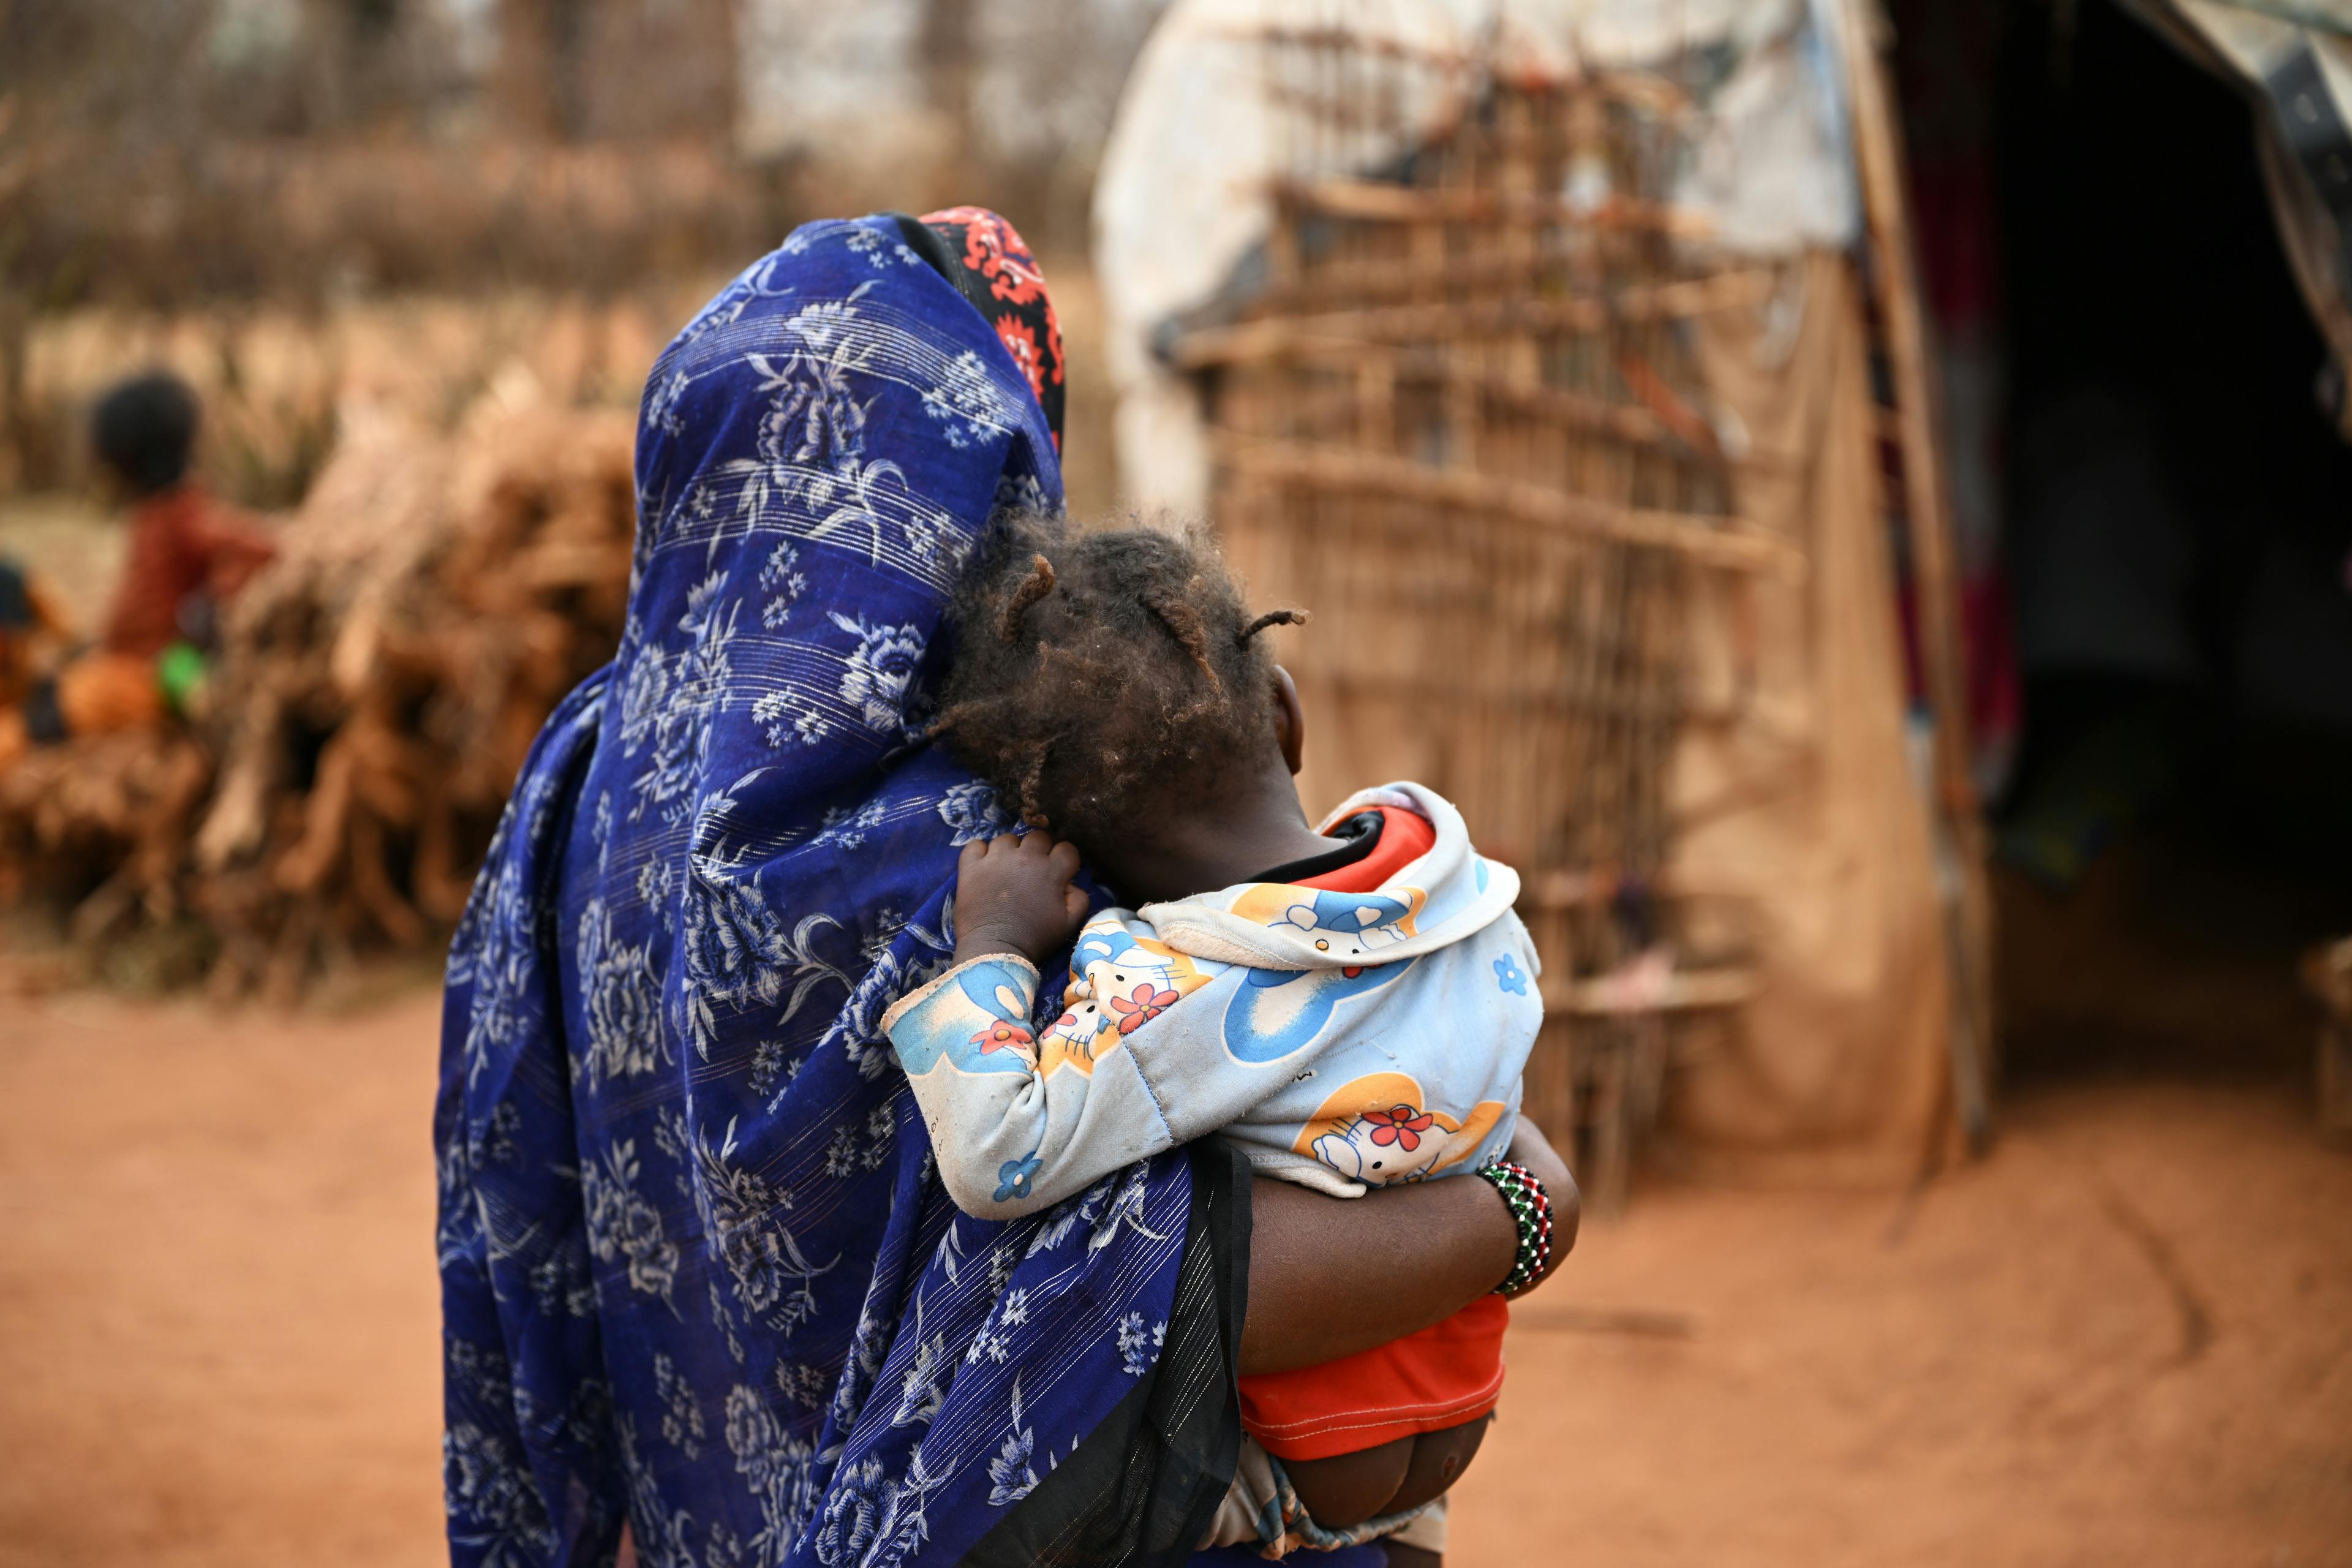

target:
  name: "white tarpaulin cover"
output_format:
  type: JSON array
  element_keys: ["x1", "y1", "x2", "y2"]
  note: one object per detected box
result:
[{"x1": 1092, "y1": 0, "x2": 1864, "y2": 512}]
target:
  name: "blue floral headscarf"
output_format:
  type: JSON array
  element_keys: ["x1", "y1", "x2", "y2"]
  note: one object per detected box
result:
[{"x1": 435, "y1": 213, "x2": 1244, "y2": 1568}]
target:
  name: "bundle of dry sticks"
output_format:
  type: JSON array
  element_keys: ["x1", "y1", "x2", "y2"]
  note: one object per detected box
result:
[{"x1": 0, "y1": 398, "x2": 636, "y2": 999}]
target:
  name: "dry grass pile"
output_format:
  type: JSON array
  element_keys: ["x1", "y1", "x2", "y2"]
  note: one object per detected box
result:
[{"x1": 0, "y1": 395, "x2": 636, "y2": 1000}]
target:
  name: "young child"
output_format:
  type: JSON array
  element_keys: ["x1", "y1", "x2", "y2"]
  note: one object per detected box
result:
[
  {"x1": 0, "y1": 372, "x2": 275, "y2": 769},
  {"x1": 881, "y1": 516, "x2": 1551, "y2": 1551},
  {"x1": 90, "y1": 371, "x2": 276, "y2": 664}
]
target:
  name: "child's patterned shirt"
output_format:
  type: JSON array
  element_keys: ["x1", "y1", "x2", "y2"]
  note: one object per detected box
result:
[{"x1": 881, "y1": 782, "x2": 1542, "y2": 1219}]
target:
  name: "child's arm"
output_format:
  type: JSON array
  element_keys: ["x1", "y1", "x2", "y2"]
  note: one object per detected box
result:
[
  {"x1": 884, "y1": 831, "x2": 1183, "y2": 1219},
  {"x1": 189, "y1": 498, "x2": 278, "y2": 599},
  {"x1": 891, "y1": 831, "x2": 1433, "y2": 1218}
]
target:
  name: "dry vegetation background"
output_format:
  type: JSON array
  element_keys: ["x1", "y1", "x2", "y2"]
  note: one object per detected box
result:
[
  {"x1": 0, "y1": 0, "x2": 1148, "y2": 502},
  {"x1": 0, "y1": 0, "x2": 1138, "y2": 989}
]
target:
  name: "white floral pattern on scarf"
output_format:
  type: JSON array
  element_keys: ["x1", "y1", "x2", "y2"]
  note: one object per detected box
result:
[{"x1": 437, "y1": 216, "x2": 1202, "y2": 1568}]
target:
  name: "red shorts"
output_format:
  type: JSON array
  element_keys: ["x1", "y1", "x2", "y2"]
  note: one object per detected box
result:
[{"x1": 1237, "y1": 1295, "x2": 1507, "y2": 1461}]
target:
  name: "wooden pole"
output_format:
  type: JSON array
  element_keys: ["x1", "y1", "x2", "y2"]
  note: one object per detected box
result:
[
  {"x1": 1220, "y1": 437, "x2": 1802, "y2": 576},
  {"x1": 1836, "y1": 0, "x2": 1997, "y2": 1156},
  {"x1": 494, "y1": 0, "x2": 560, "y2": 138}
]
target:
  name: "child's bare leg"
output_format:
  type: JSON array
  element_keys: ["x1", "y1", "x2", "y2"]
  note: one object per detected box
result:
[
  {"x1": 1283, "y1": 1435, "x2": 1415, "y2": 1526},
  {"x1": 1282, "y1": 1413, "x2": 1492, "y2": 1528},
  {"x1": 1391, "y1": 1415, "x2": 1489, "y2": 1513}
]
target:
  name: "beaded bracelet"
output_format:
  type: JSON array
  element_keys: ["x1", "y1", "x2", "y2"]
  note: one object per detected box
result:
[{"x1": 1474, "y1": 1159, "x2": 1555, "y2": 1295}]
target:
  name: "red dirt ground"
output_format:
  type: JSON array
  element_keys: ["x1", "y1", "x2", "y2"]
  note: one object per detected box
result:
[{"x1": 2, "y1": 987, "x2": 2348, "y2": 1567}]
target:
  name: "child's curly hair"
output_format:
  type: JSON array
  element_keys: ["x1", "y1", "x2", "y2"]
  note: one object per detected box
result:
[{"x1": 929, "y1": 513, "x2": 1308, "y2": 848}]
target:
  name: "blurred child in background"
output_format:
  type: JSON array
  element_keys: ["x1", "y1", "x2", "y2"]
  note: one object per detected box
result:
[
  {"x1": 0, "y1": 371, "x2": 276, "y2": 769},
  {"x1": 0, "y1": 559, "x2": 72, "y2": 713}
]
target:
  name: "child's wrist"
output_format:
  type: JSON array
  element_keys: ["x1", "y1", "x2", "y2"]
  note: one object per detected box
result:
[{"x1": 952, "y1": 929, "x2": 1044, "y2": 967}]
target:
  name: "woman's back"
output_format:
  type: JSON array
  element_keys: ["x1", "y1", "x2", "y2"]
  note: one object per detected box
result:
[{"x1": 435, "y1": 214, "x2": 1243, "y2": 1568}]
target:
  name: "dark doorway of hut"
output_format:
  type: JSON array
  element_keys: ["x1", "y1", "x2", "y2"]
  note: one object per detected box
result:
[{"x1": 1887, "y1": 0, "x2": 2352, "y2": 1128}]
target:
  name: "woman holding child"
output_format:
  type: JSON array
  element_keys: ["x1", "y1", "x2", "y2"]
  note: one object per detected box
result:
[{"x1": 435, "y1": 208, "x2": 1574, "y2": 1568}]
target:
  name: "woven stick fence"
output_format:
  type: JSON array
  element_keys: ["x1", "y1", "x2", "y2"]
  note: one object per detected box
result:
[{"x1": 1175, "y1": 29, "x2": 1780, "y2": 1208}]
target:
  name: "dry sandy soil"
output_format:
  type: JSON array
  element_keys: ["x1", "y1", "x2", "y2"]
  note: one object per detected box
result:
[{"x1": 1, "y1": 986, "x2": 2347, "y2": 1567}]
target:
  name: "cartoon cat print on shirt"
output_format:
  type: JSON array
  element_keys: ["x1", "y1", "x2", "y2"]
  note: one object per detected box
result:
[
  {"x1": 1229, "y1": 883, "x2": 1428, "y2": 973},
  {"x1": 1293, "y1": 1071, "x2": 1512, "y2": 1190},
  {"x1": 1311, "y1": 1104, "x2": 1452, "y2": 1185},
  {"x1": 1219, "y1": 961, "x2": 1413, "y2": 1064},
  {"x1": 1213, "y1": 882, "x2": 1430, "y2": 1064},
  {"x1": 1040, "y1": 926, "x2": 1212, "y2": 1074}
]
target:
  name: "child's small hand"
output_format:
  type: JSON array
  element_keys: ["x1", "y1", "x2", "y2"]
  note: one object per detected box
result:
[{"x1": 951, "y1": 831, "x2": 1090, "y2": 967}]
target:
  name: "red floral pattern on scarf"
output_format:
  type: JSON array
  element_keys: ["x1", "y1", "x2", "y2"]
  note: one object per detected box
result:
[
  {"x1": 994, "y1": 316, "x2": 1052, "y2": 404},
  {"x1": 920, "y1": 205, "x2": 1065, "y2": 450},
  {"x1": 926, "y1": 205, "x2": 1049, "y2": 305}
]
